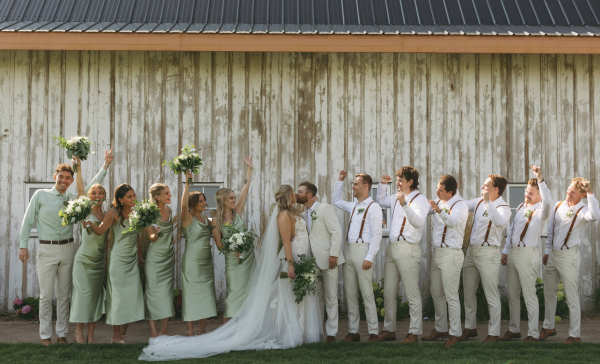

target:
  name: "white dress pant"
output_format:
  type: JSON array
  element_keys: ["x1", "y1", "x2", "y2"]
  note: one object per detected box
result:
[
  {"x1": 430, "y1": 247, "x2": 464, "y2": 337},
  {"x1": 543, "y1": 248, "x2": 581, "y2": 338},
  {"x1": 382, "y1": 241, "x2": 422, "y2": 335},
  {"x1": 506, "y1": 246, "x2": 540, "y2": 338},
  {"x1": 343, "y1": 243, "x2": 379, "y2": 335},
  {"x1": 317, "y1": 265, "x2": 340, "y2": 337},
  {"x1": 36, "y1": 242, "x2": 76, "y2": 340},
  {"x1": 463, "y1": 245, "x2": 502, "y2": 336}
]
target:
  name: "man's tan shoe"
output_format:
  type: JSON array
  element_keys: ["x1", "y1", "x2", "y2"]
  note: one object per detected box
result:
[
  {"x1": 483, "y1": 335, "x2": 500, "y2": 343},
  {"x1": 458, "y1": 328, "x2": 478, "y2": 342},
  {"x1": 523, "y1": 336, "x2": 539, "y2": 342},
  {"x1": 57, "y1": 337, "x2": 68, "y2": 344},
  {"x1": 421, "y1": 330, "x2": 449, "y2": 341},
  {"x1": 403, "y1": 334, "x2": 418, "y2": 343},
  {"x1": 367, "y1": 334, "x2": 380, "y2": 342},
  {"x1": 564, "y1": 337, "x2": 581, "y2": 344},
  {"x1": 378, "y1": 330, "x2": 396, "y2": 342},
  {"x1": 343, "y1": 333, "x2": 360, "y2": 342},
  {"x1": 445, "y1": 336, "x2": 460, "y2": 347},
  {"x1": 326, "y1": 336, "x2": 336, "y2": 343},
  {"x1": 499, "y1": 330, "x2": 521, "y2": 341},
  {"x1": 539, "y1": 328, "x2": 557, "y2": 340},
  {"x1": 41, "y1": 339, "x2": 51, "y2": 346}
]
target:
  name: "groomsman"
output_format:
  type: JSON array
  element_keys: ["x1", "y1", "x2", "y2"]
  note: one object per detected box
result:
[
  {"x1": 423, "y1": 175, "x2": 468, "y2": 347},
  {"x1": 460, "y1": 175, "x2": 511, "y2": 343},
  {"x1": 541, "y1": 177, "x2": 599, "y2": 344},
  {"x1": 376, "y1": 167, "x2": 429, "y2": 343},
  {"x1": 19, "y1": 153, "x2": 113, "y2": 345},
  {"x1": 296, "y1": 181, "x2": 345, "y2": 343},
  {"x1": 501, "y1": 166, "x2": 551, "y2": 342},
  {"x1": 333, "y1": 171, "x2": 382, "y2": 342}
]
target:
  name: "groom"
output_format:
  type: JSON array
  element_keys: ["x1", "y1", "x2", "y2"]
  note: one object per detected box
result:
[{"x1": 296, "y1": 182, "x2": 344, "y2": 343}]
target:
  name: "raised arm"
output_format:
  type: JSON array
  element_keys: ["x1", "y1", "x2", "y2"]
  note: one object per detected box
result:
[
  {"x1": 278, "y1": 212, "x2": 297, "y2": 279},
  {"x1": 486, "y1": 202, "x2": 511, "y2": 227},
  {"x1": 580, "y1": 181, "x2": 599, "y2": 222},
  {"x1": 377, "y1": 175, "x2": 395, "y2": 208},
  {"x1": 75, "y1": 157, "x2": 85, "y2": 197},
  {"x1": 403, "y1": 195, "x2": 429, "y2": 229},
  {"x1": 332, "y1": 171, "x2": 355, "y2": 213},
  {"x1": 532, "y1": 166, "x2": 552, "y2": 221},
  {"x1": 82, "y1": 147, "x2": 113, "y2": 193},
  {"x1": 235, "y1": 157, "x2": 253, "y2": 216},
  {"x1": 438, "y1": 200, "x2": 468, "y2": 228},
  {"x1": 181, "y1": 170, "x2": 194, "y2": 229},
  {"x1": 85, "y1": 208, "x2": 117, "y2": 236}
]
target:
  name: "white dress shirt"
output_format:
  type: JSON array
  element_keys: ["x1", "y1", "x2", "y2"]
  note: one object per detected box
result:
[
  {"x1": 306, "y1": 201, "x2": 320, "y2": 233},
  {"x1": 503, "y1": 181, "x2": 552, "y2": 254},
  {"x1": 545, "y1": 193, "x2": 599, "y2": 254},
  {"x1": 464, "y1": 196, "x2": 512, "y2": 247},
  {"x1": 376, "y1": 185, "x2": 429, "y2": 244},
  {"x1": 432, "y1": 195, "x2": 469, "y2": 249},
  {"x1": 332, "y1": 181, "x2": 383, "y2": 262}
]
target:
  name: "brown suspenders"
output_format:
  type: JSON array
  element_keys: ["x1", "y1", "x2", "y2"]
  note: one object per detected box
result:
[
  {"x1": 346, "y1": 201, "x2": 375, "y2": 243},
  {"x1": 551, "y1": 201, "x2": 585, "y2": 250},
  {"x1": 513, "y1": 203, "x2": 536, "y2": 247},
  {"x1": 436, "y1": 199, "x2": 461, "y2": 248},
  {"x1": 475, "y1": 199, "x2": 509, "y2": 246},
  {"x1": 391, "y1": 193, "x2": 421, "y2": 241}
]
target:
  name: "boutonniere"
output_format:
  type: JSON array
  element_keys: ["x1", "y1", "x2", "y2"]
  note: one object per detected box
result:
[
  {"x1": 357, "y1": 208, "x2": 365, "y2": 215},
  {"x1": 524, "y1": 210, "x2": 533, "y2": 219},
  {"x1": 311, "y1": 211, "x2": 317, "y2": 221},
  {"x1": 567, "y1": 210, "x2": 574, "y2": 218},
  {"x1": 483, "y1": 210, "x2": 489, "y2": 217},
  {"x1": 442, "y1": 208, "x2": 449, "y2": 214}
]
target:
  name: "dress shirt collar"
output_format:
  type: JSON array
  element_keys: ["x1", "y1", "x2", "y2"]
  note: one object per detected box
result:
[
  {"x1": 565, "y1": 199, "x2": 585, "y2": 211},
  {"x1": 441, "y1": 194, "x2": 461, "y2": 207},
  {"x1": 357, "y1": 197, "x2": 374, "y2": 207},
  {"x1": 52, "y1": 187, "x2": 65, "y2": 196},
  {"x1": 523, "y1": 201, "x2": 541, "y2": 211},
  {"x1": 308, "y1": 201, "x2": 320, "y2": 211},
  {"x1": 490, "y1": 196, "x2": 507, "y2": 207}
]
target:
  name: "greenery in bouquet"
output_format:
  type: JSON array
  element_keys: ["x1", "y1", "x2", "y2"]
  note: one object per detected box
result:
[
  {"x1": 280, "y1": 254, "x2": 322, "y2": 304},
  {"x1": 53, "y1": 135, "x2": 92, "y2": 172},
  {"x1": 59, "y1": 196, "x2": 94, "y2": 234},
  {"x1": 163, "y1": 144, "x2": 203, "y2": 184},
  {"x1": 123, "y1": 200, "x2": 163, "y2": 238},
  {"x1": 219, "y1": 224, "x2": 257, "y2": 264}
]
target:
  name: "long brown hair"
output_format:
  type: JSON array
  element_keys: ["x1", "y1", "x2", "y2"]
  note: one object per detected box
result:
[
  {"x1": 189, "y1": 191, "x2": 206, "y2": 214},
  {"x1": 112, "y1": 184, "x2": 134, "y2": 227},
  {"x1": 275, "y1": 184, "x2": 301, "y2": 219}
]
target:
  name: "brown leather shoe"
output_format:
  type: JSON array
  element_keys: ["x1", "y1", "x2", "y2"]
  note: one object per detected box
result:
[
  {"x1": 57, "y1": 337, "x2": 68, "y2": 344},
  {"x1": 343, "y1": 333, "x2": 360, "y2": 342},
  {"x1": 403, "y1": 334, "x2": 418, "y2": 343},
  {"x1": 523, "y1": 336, "x2": 539, "y2": 342},
  {"x1": 41, "y1": 339, "x2": 52, "y2": 346},
  {"x1": 564, "y1": 337, "x2": 581, "y2": 344},
  {"x1": 539, "y1": 328, "x2": 557, "y2": 340},
  {"x1": 445, "y1": 336, "x2": 460, "y2": 347},
  {"x1": 499, "y1": 330, "x2": 521, "y2": 341},
  {"x1": 458, "y1": 328, "x2": 478, "y2": 342},
  {"x1": 483, "y1": 335, "x2": 500, "y2": 343},
  {"x1": 422, "y1": 330, "x2": 449, "y2": 341},
  {"x1": 367, "y1": 334, "x2": 380, "y2": 342},
  {"x1": 326, "y1": 336, "x2": 336, "y2": 343},
  {"x1": 378, "y1": 330, "x2": 396, "y2": 342}
]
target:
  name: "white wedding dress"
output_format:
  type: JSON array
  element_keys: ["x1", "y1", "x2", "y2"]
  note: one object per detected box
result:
[{"x1": 139, "y1": 208, "x2": 323, "y2": 361}]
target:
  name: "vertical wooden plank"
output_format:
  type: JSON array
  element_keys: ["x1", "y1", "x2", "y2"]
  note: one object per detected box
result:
[
  {"x1": 313, "y1": 52, "x2": 329, "y2": 202},
  {"x1": 62, "y1": 51, "x2": 80, "y2": 180},
  {"x1": 459, "y1": 54, "x2": 477, "y2": 198},
  {"x1": 129, "y1": 51, "x2": 146, "y2": 194},
  {"x1": 526, "y1": 54, "x2": 542, "y2": 173},
  {"x1": 491, "y1": 54, "x2": 508, "y2": 182},
  {"x1": 558, "y1": 55, "x2": 575, "y2": 195},
  {"x1": 212, "y1": 52, "x2": 230, "y2": 186},
  {"x1": 29, "y1": 50, "x2": 48, "y2": 184},
  {"x1": 96, "y1": 51, "x2": 112, "y2": 175},
  {"x1": 508, "y1": 54, "x2": 526, "y2": 183},
  {"x1": 296, "y1": 52, "x2": 313, "y2": 185},
  {"x1": 229, "y1": 52, "x2": 247, "y2": 218},
  {"x1": 446, "y1": 54, "x2": 461, "y2": 189},
  {"x1": 363, "y1": 53, "x2": 379, "y2": 178},
  {"x1": 246, "y1": 52, "x2": 264, "y2": 226},
  {"x1": 196, "y1": 52, "x2": 213, "y2": 180},
  {"x1": 145, "y1": 51, "x2": 164, "y2": 196},
  {"x1": 113, "y1": 51, "x2": 131, "y2": 187},
  {"x1": 543, "y1": 55, "x2": 560, "y2": 202},
  {"x1": 478, "y1": 54, "x2": 494, "y2": 179},
  {"x1": 592, "y1": 55, "x2": 600, "y2": 285},
  {"x1": 397, "y1": 53, "x2": 411, "y2": 169},
  {"x1": 279, "y1": 52, "x2": 296, "y2": 187}
]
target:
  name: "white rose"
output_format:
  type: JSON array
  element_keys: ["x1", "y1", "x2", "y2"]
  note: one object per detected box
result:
[
  {"x1": 75, "y1": 206, "x2": 82, "y2": 213},
  {"x1": 237, "y1": 238, "x2": 243, "y2": 245},
  {"x1": 66, "y1": 207, "x2": 74, "y2": 214}
]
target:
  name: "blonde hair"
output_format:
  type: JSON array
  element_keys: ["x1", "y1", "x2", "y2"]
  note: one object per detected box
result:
[
  {"x1": 87, "y1": 184, "x2": 107, "y2": 211},
  {"x1": 275, "y1": 185, "x2": 301, "y2": 219},
  {"x1": 214, "y1": 188, "x2": 235, "y2": 229},
  {"x1": 571, "y1": 177, "x2": 587, "y2": 194},
  {"x1": 149, "y1": 183, "x2": 168, "y2": 204}
]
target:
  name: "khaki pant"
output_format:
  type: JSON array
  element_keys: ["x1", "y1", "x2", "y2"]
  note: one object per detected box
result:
[
  {"x1": 543, "y1": 248, "x2": 581, "y2": 338},
  {"x1": 317, "y1": 266, "x2": 340, "y2": 337},
  {"x1": 36, "y1": 242, "x2": 76, "y2": 340},
  {"x1": 382, "y1": 241, "x2": 422, "y2": 335},
  {"x1": 463, "y1": 245, "x2": 502, "y2": 336},
  {"x1": 344, "y1": 243, "x2": 379, "y2": 335},
  {"x1": 430, "y1": 247, "x2": 464, "y2": 337},
  {"x1": 507, "y1": 246, "x2": 540, "y2": 338}
]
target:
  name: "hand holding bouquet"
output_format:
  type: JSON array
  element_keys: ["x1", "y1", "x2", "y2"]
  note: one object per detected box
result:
[
  {"x1": 122, "y1": 200, "x2": 163, "y2": 238},
  {"x1": 53, "y1": 135, "x2": 92, "y2": 172},
  {"x1": 59, "y1": 196, "x2": 95, "y2": 234},
  {"x1": 280, "y1": 254, "x2": 322, "y2": 304},
  {"x1": 219, "y1": 224, "x2": 258, "y2": 264},
  {"x1": 163, "y1": 144, "x2": 203, "y2": 184}
]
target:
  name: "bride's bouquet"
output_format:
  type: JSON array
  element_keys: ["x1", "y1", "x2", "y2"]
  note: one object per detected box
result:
[
  {"x1": 122, "y1": 200, "x2": 163, "y2": 238},
  {"x1": 219, "y1": 224, "x2": 258, "y2": 265},
  {"x1": 280, "y1": 254, "x2": 322, "y2": 304},
  {"x1": 59, "y1": 196, "x2": 95, "y2": 234},
  {"x1": 163, "y1": 144, "x2": 203, "y2": 184},
  {"x1": 53, "y1": 135, "x2": 92, "y2": 172}
]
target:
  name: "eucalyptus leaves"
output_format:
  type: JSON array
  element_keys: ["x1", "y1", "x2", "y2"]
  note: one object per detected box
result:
[{"x1": 279, "y1": 254, "x2": 322, "y2": 304}]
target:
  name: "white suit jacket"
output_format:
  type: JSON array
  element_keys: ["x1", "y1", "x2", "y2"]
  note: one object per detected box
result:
[{"x1": 302, "y1": 202, "x2": 345, "y2": 270}]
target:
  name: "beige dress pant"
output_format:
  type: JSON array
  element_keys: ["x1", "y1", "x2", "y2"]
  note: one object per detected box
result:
[
  {"x1": 507, "y1": 246, "x2": 540, "y2": 338},
  {"x1": 543, "y1": 248, "x2": 581, "y2": 338},
  {"x1": 36, "y1": 242, "x2": 76, "y2": 340},
  {"x1": 382, "y1": 241, "x2": 422, "y2": 335},
  {"x1": 463, "y1": 245, "x2": 502, "y2": 336},
  {"x1": 430, "y1": 247, "x2": 464, "y2": 337},
  {"x1": 344, "y1": 243, "x2": 379, "y2": 335},
  {"x1": 317, "y1": 266, "x2": 340, "y2": 337}
]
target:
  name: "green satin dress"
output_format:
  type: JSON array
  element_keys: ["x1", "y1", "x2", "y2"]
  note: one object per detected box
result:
[
  {"x1": 222, "y1": 214, "x2": 255, "y2": 318},
  {"x1": 69, "y1": 215, "x2": 107, "y2": 323},
  {"x1": 144, "y1": 207, "x2": 175, "y2": 320},
  {"x1": 105, "y1": 220, "x2": 145, "y2": 325},
  {"x1": 182, "y1": 213, "x2": 217, "y2": 321}
]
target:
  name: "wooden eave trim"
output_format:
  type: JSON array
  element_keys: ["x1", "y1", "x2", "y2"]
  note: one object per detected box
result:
[{"x1": 1, "y1": 33, "x2": 600, "y2": 54}]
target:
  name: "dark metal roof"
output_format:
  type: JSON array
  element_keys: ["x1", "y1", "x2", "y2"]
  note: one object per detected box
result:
[{"x1": 1, "y1": 0, "x2": 599, "y2": 35}]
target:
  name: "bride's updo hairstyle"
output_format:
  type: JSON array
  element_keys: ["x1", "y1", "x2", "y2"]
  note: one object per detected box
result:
[
  {"x1": 214, "y1": 187, "x2": 235, "y2": 229},
  {"x1": 274, "y1": 185, "x2": 301, "y2": 219}
]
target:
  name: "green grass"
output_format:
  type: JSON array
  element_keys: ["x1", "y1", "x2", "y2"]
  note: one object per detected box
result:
[{"x1": 1, "y1": 342, "x2": 600, "y2": 363}]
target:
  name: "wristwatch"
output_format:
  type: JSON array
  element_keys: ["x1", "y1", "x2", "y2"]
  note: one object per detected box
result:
[{"x1": 401, "y1": 202, "x2": 407, "y2": 207}]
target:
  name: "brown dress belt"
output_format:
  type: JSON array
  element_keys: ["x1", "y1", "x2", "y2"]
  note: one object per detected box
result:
[{"x1": 39, "y1": 238, "x2": 74, "y2": 245}]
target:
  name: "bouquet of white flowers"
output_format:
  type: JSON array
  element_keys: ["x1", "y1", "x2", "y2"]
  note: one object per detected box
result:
[
  {"x1": 219, "y1": 224, "x2": 258, "y2": 265},
  {"x1": 280, "y1": 254, "x2": 322, "y2": 304},
  {"x1": 122, "y1": 200, "x2": 163, "y2": 238},
  {"x1": 163, "y1": 144, "x2": 203, "y2": 184},
  {"x1": 59, "y1": 196, "x2": 95, "y2": 234},
  {"x1": 53, "y1": 135, "x2": 92, "y2": 172}
]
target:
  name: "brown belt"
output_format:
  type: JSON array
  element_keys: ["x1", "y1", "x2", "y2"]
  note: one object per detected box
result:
[{"x1": 39, "y1": 238, "x2": 74, "y2": 245}]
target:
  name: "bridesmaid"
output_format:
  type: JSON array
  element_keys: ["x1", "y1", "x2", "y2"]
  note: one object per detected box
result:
[
  {"x1": 214, "y1": 157, "x2": 254, "y2": 323},
  {"x1": 85, "y1": 184, "x2": 152, "y2": 343},
  {"x1": 181, "y1": 170, "x2": 222, "y2": 336},
  {"x1": 144, "y1": 183, "x2": 175, "y2": 337}
]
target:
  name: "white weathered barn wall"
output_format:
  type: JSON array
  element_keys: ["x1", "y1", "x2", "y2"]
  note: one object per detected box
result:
[{"x1": 0, "y1": 51, "x2": 598, "y2": 311}]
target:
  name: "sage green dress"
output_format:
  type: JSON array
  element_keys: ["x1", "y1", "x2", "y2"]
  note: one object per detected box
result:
[
  {"x1": 105, "y1": 220, "x2": 145, "y2": 325},
  {"x1": 182, "y1": 213, "x2": 217, "y2": 321},
  {"x1": 144, "y1": 207, "x2": 175, "y2": 320},
  {"x1": 69, "y1": 215, "x2": 107, "y2": 323},
  {"x1": 222, "y1": 214, "x2": 255, "y2": 318}
]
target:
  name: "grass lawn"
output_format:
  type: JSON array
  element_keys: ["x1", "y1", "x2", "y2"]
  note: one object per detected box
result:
[{"x1": 1, "y1": 342, "x2": 599, "y2": 363}]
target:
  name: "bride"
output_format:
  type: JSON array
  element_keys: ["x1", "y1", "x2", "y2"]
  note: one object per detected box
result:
[{"x1": 140, "y1": 185, "x2": 323, "y2": 361}]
